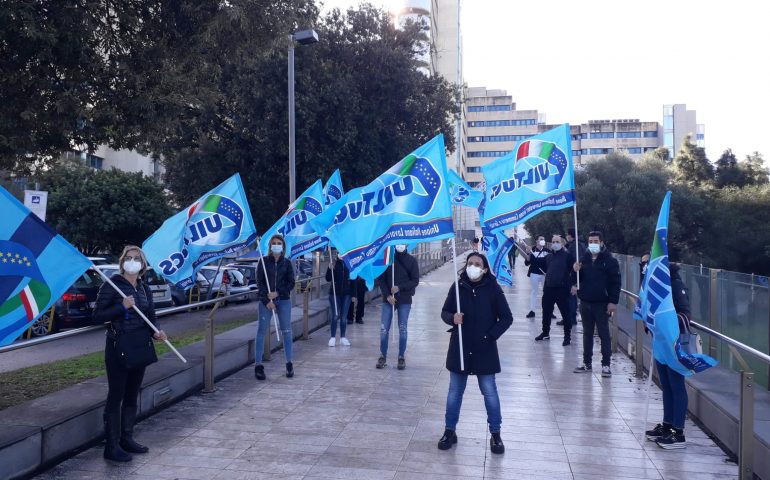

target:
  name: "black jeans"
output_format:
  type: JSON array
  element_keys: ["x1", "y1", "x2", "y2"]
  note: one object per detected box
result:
[
  {"x1": 347, "y1": 280, "x2": 367, "y2": 321},
  {"x1": 104, "y1": 337, "x2": 146, "y2": 416},
  {"x1": 542, "y1": 286, "x2": 571, "y2": 336},
  {"x1": 580, "y1": 301, "x2": 612, "y2": 366}
]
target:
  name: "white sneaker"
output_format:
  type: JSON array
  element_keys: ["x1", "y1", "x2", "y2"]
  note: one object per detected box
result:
[
  {"x1": 340, "y1": 337, "x2": 351, "y2": 346},
  {"x1": 601, "y1": 365, "x2": 612, "y2": 377},
  {"x1": 328, "y1": 337, "x2": 336, "y2": 347}
]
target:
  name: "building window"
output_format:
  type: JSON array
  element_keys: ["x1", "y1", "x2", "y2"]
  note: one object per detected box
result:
[
  {"x1": 589, "y1": 148, "x2": 613, "y2": 155},
  {"x1": 467, "y1": 151, "x2": 510, "y2": 158},
  {"x1": 663, "y1": 116, "x2": 673, "y2": 129},
  {"x1": 616, "y1": 131, "x2": 641, "y2": 138},
  {"x1": 572, "y1": 150, "x2": 582, "y2": 156},
  {"x1": 467, "y1": 105, "x2": 513, "y2": 113},
  {"x1": 87, "y1": 154, "x2": 103, "y2": 169},
  {"x1": 696, "y1": 134, "x2": 705, "y2": 140},
  {"x1": 664, "y1": 132, "x2": 674, "y2": 149},
  {"x1": 467, "y1": 135, "x2": 532, "y2": 143},
  {"x1": 627, "y1": 147, "x2": 643, "y2": 154},
  {"x1": 468, "y1": 181, "x2": 481, "y2": 188},
  {"x1": 465, "y1": 166, "x2": 481, "y2": 172},
  {"x1": 589, "y1": 132, "x2": 614, "y2": 139},
  {"x1": 643, "y1": 131, "x2": 658, "y2": 138},
  {"x1": 467, "y1": 119, "x2": 536, "y2": 127}
]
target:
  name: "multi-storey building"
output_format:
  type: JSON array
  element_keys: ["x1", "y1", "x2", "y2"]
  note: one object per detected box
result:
[
  {"x1": 663, "y1": 104, "x2": 705, "y2": 157},
  {"x1": 569, "y1": 119, "x2": 662, "y2": 164}
]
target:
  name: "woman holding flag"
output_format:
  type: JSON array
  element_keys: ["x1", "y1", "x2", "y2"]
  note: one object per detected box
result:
[
  {"x1": 326, "y1": 247, "x2": 351, "y2": 346},
  {"x1": 254, "y1": 235, "x2": 296, "y2": 380},
  {"x1": 437, "y1": 252, "x2": 513, "y2": 455}
]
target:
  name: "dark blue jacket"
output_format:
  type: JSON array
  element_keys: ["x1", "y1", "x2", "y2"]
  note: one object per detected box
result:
[
  {"x1": 326, "y1": 260, "x2": 352, "y2": 296},
  {"x1": 576, "y1": 248, "x2": 621, "y2": 304},
  {"x1": 256, "y1": 255, "x2": 295, "y2": 304},
  {"x1": 93, "y1": 275, "x2": 158, "y2": 338},
  {"x1": 441, "y1": 273, "x2": 513, "y2": 375}
]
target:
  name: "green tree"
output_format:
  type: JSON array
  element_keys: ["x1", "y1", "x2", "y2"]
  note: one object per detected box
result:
[
  {"x1": 645, "y1": 146, "x2": 670, "y2": 163},
  {"x1": 714, "y1": 149, "x2": 744, "y2": 188},
  {"x1": 159, "y1": 5, "x2": 459, "y2": 231},
  {"x1": 672, "y1": 135, "x2": 714, "y2": 186},
  {"x1": 35, "y1": 159, "x2": 172, "y2": 255},
  {"x1": 739, "y1": 152, "x2": 769, "y2": 186}
]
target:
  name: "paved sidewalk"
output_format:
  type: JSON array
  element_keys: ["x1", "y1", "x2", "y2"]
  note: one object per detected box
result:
[{"x1": 36, "y1": 259, "x2": 738, "y2": 479}]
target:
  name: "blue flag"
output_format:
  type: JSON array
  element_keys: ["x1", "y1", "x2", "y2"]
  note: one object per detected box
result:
[
  {"x1": 323, "y1": 169, "x2": 344, "y2": 207},
  {"x1": 485, "y1": 232, "x2": 515, "y2": 287},
  {"x1": 259, "y1": 180, "x2": 327, "y2": 259},
  {"x1": 634, "y1": 192, "x2": 717, "y2": 376},
  {"x1": 481, "y1": 124, "x2": 575, "y2": 234},
  {"x1": 310, "y1": 135, "x2": 454, "y2": 279},
  {"x1": 143, "y1": 173, "x2": 257, "y2": 289},
  {"x1": 0, "y1": 187, "x2": 92, "y2": 346},
  {"x1": 355, "y1": 245, "x2": 394, "y2": 290},
  {"x1": 447, "y1": 169, "x2": 482, "y2": 209}
]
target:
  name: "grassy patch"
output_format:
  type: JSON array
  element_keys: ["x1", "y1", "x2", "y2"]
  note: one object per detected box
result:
[{"x1": 0, "y1": 318, "x2": 253, "y2": 411}]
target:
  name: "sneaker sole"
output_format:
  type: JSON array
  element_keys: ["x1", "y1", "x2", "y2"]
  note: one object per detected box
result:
[
  {"x1": 535, "y1": 337, "x2": 550, "y2": 341},
  {"x1": 573, "y1": 369, "x2": 591, "y2": 373},
  {"x1": 646, "y1": 434, "x2": 663, "y2": 441},
  {"x1": 602, "y1": 373, "x2": 612, "y2": 377},
  {"x1": 656, "y1": 441, "x2": 686, "y2": 449}
]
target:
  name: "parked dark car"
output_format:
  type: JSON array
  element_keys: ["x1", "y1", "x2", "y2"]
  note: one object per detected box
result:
[
  {"x1": 29, "y1": 268, "x2": 104, "y2": 337},
  {"x1": 168, "y1": 272, "x2": 210, "y2": 306},
  {"x1": 99, "y1": 265, "x2": 174, "y2": 308}
]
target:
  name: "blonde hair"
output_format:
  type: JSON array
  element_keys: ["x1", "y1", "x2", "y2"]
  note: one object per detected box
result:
[{"x1": 118, "y1": 245, "x2": 148, "y2": 276}]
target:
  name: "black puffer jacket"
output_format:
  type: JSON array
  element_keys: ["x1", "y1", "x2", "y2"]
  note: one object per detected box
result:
[
  {"x1": 544, "y1": 248, "x2": 576, "y2": 288},
  {"x1": 326, "y1": 260, "x2": 351, "y2": 296},
  {"x1": 256, "y1": 255, "x2": 295, "y2": 304},
  {"x1": 93, "y1": 275, "x2": 158, "y2": 339},
  {"x1": 576, "y1": 248, "x2": 621, "y2": 304},
  {"x1": 441, "y1": 273, "x2": 513, "y2": 375},
  {"x1": 376, "y1": 251, "x2": 420, "y2": 305}
]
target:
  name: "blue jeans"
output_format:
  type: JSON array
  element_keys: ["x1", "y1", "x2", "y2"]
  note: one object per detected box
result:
[
  {"x1": 255, "y1": 299, "x2": 293, "y2": 363},
  {"x1": 380, "y1": 303, "x2": 411, "y2": 358},
  {"x1": 445, "y1": 371, "x2": 502, "y2": 433},
  {"x1": 328, "y1": 294, "x2": 351, "y2": 337},
  {"x1": 656, "y1": 360, "x2": 688, "y2": 429}
]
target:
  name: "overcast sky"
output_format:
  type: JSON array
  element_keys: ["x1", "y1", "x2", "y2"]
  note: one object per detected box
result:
[{"x1": 319, "y1": 0, "x2": 770, "y2": 162}]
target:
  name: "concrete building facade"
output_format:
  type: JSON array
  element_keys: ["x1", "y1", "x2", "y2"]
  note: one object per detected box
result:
[{"x1": 664, "y1": 103, "x2": 705, "y2": 157}]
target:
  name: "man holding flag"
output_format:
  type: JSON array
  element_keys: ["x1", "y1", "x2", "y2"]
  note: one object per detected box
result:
[
  {"x1": 636, "y1": 192, "x2": 717, "y2": 449},
  {"x1": 376, "y1": 244, "x2": 419, "y2": 370}
]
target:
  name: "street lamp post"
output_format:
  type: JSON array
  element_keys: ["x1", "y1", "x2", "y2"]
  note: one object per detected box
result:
[{"x1": 288, "y1": 29, "x2": 319, "y2": 204}]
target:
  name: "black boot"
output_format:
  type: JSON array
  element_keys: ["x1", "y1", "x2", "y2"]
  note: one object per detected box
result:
[
  {"x1": 437, "y1": 429, "x2": 457, "y2": 450},
  {"x1": 490, "y1": 432, "x2": 505, "y2": 454},
  {"x1": 103, "y1": 413, "x2": 133, "y2": 462},
  {"x1": 254, "y1": 364, "x2": 266, "y2": 381},
  {"x1": 120, "y1": 407, "x2": 149, "y2": 454},
  {"x1": 285, "y1": 362, "x2": 294, "y2": 378}
]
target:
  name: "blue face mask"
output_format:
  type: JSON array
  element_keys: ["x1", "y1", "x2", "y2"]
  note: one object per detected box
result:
[{"x1": 270, "y1": 244, "x2": 283, "y2": 254}]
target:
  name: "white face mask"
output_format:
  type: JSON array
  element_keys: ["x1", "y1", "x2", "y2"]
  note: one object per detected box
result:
[
  {"x1": 123, "y1": 259, "x2": 142, "y2": 274},
  {"x1": 466, "y1": 265, "x2": 483, "y2": 280},
  {"x1": 395, "y1": 245, "x2": 407, "y2": 253},
  {"x1": 538, "y1": 240, "x2": 545, "y2": 247},
  {"x1": 588, "y1": 243, "x2": 601, "y2": 254},
  {"x1": 270, "y1": 244, "x2": 283, "y2": 254},
  {"x1": 551, "y1": 243, "x2": 562, "y2": 251}
]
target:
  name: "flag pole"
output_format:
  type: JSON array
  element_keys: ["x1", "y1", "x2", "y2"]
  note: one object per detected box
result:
[
  {"x1": 572, "y1": 204, "x2": 580, "y2": 289},
  {"x1": 450, "y1": 237, "x2": 465, "y2": 371},
  {"x1": 327, "y1": 245, "x2": 339, "y2": 321},
  {"x1": 258, "y1": 244, "x2": 281, "y2": 342},
  {"x1": 639, "y1": 341, "x2": 656, "y2": 445},
  {"x1": 93, "y1": 266, "x2": 187, "y2": 363},
  {"x1": 391, "y1": 255, "x2": 396, "y2": 345}
]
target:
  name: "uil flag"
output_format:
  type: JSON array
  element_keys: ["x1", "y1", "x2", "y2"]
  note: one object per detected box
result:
[
  {"x1": 323, "y1": 169, "x2": 344, "y2": 207},
  {"x1": 485, "y1": 232, "x2": 515, "y2": 287},
  {"x1": 259, "y1": 180, "x2": 327, "y2": 259},
  {"x1": 355, "y1": 245, "x2": 394, "y2": 290},
  {"x1": 447, "y1": 169, "x2": 482, "y2": 209},
  {"x1": 482, "y1": 124, "x2": 575, "y2": 234},
  {"x1": 634, "y1": 192, "x2": 717, "y2": 376},
  {"x1": 143, "y1": 173, "x2": 257, "y2": 289},
  {"x1": 0, "y1": 187, "x2": 92, "y2": 346},
  {"x1": 310, "y1": 134, "x2": 454, "y2": 279}
]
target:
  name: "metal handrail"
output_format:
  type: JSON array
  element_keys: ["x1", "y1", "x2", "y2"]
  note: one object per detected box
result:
[{"x1": 620, "y1": 288, "x2": 770, "y2": 366}]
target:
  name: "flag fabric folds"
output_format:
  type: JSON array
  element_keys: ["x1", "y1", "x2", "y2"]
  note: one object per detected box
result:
[
  {"x1": 485, "y1": 232, "x2": 515, "y2": 287},
  {"x1": 259, "y1": 180, "x2": 327, "y2": 259},
  {"x1": 143, "y1": 173, "x2": 257, "y2": 290},
  {"x1": 355, "y1": 245, "x2": 394, "y2": 290},
  {"x1": 634, "y1": 192, "x2": 717, "y2": 376},
  {"x1": 447, "y1": 169, "x2": 482, "y2": 209},
  {"x1": 310, "y1": 134, "x2": 454, "y2": 279},
  {"x1": 323, "y1": 169, "x2": 344, "y2": 207},
  {"x1": 0, "y1": 187, "x2": 92, "y2": 346},
  {"x1": 481, "y1": 124, "x2": 575, "y2": 234}
]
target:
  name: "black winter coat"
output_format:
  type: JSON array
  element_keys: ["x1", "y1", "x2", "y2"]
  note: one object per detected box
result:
[
  {"x1": 93, "y1": 275, "x2": 158, "y2": 339},
  {"x1": 376, "y1": 252, "x2": 419, "y2": 305},
  {"x1": 441, "y1": 273, "x2": 513, "y2": 375},
  {"x1": 576, "y1": 249, "x2": 621, "y2": 304},
  {"x1": 326, "y1": 261, "x2": 352, "y2": 296},
  {"x1": 256, "y1": 255, "x2": 295, "y2": 304},
  {"x1": 544, "y1": 248, "x2": 576, "y2": 288}
]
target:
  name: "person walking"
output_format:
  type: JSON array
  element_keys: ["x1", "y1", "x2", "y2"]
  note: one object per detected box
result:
[
  {"x1": 572, "y1": 231, "x2": 621, "y2": 377},
  {"x1": 326, "y1": 248, "x2": 351, "y2": 346},
  {"x1": 93, "y1": 246, "x2": 167, "y2": 462},
  {"x1": 437, "y1": 252, "x2": 513, "y2": 455},
  {"x1": 535, "y1": 235, "x2": 575, "y2": 345},
  {"x1": 645, "y1": 262, "x2": 692, "y2": 449},
  {"x1": 254, "y1": 235, "x2": 296, "y2": 380},
  {"x1": 522, "y1": 236, "x2": 549, "y2": 318},
  {"x1": 375, "y1": 244, "x2": 419, "y2": 370}
]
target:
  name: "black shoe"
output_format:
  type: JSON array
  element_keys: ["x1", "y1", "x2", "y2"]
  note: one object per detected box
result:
[
  {"x1": 104, "y1": 444, "x2": 133, "y2": 462},
  {"x1": 556, "y1": 320, "x2": 564, "y2": 326},
  {"x1": 535, "y1": 333, "x2": 550, "y2": 341},
  {"x1": 526, "y1": 311, "x2": 535, "y2": 318},
  {"x1": 285, "y1": 362, "x2": 294, "y2": 378},
  {"x1": 562, "y1": 337, "x2": 571, "y2": 346},
  {"x1": 656, "y1": 428, "x2": 686, "y2": 449},
  {"x1": 119, "y1": 437, "x2": 148, "y2": 454},
  {"x1": 397, "y1": 356, "x2": 406, "y2": 370},
  {"x1": 356, "y1": 319, "x2": 364, "y2": 324},
  {"x1": 490, "y1": 432, "x2": 505, "y2": 454},
  {"x1": 573, "y1": 364, "x2": 592, "y2": 373},
  {"x1": 437, "y1": 429, "x2": 457, "y2": 450},
  {"x1": 376, "y1": 355, "x2": 386, "y2": 369},
  {"x1": 646, "y1": 423, "x2": 672, "y2": 441},
  {"x1": 254, "y1": 364, "x2": 266, "y2": 381}
]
